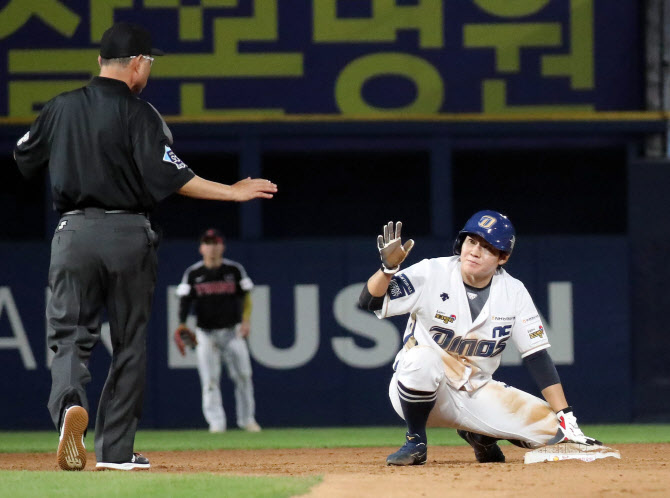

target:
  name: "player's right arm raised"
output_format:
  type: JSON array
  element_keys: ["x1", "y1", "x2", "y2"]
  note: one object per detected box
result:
[
  {"x1": 378, "y1": 221, "x2": 414, "y2": 274},
  {"x1": 359, "y1": 221, "x2": 414, "y2": 310}
]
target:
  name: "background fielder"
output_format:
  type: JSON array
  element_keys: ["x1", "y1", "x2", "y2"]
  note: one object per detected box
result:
[
  {"x1": 359, "y1": 212, "x2": 601, "y2": 465},
  {"x1": 175, "y1": 228, "x2": 261, "y2": 433}
]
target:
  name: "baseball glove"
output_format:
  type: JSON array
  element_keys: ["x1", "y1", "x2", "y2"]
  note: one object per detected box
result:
[{"x1": 174, "y1": 325, "x2": 197, "y2": 356}]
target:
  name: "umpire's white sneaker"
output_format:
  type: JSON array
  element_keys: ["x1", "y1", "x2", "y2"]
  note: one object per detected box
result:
[
  {"x1": 96, "y1": 453, "x2": 151, "y2": 471},
  {"x1": 57, "y1": 405, "x2": 88, "y2": 471}
]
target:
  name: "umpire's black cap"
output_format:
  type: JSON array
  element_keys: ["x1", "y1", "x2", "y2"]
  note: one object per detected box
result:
[
  {"x1": 100, "y1": 22, "x2": 165, "y2": 58},
  {"x1": 200, "y1": 228, "x2": 224, "y2": 244}
]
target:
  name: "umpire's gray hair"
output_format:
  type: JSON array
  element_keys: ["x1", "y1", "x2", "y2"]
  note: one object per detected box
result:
[{"x1": 99, "y1": 57, "x2": 133, "y2": 68}]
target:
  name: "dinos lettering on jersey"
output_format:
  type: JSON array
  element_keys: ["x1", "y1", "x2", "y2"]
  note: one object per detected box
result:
[
  {"x1": 434, "y1": 311, "x2": 456, "y2": 324},
  {"x1": 388, "y1": 274, "x2": 415, "y2": 300},
  {"x1": 430, "y1": 325, "x2": 509, "y2": 358}
]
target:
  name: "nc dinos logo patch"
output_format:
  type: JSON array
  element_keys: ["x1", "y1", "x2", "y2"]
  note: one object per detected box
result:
[{"x1": 478, "y1": 215, "x2": 497, "y2": 229}]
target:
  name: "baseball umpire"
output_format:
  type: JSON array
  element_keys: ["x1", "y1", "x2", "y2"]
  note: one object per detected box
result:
[
  {"x1": 175, "y1": 228, "x2": 261, "y2": 433},
  {"x1": 358, "y1": 213, "x2": 601, "y2": 465},
  {"x1": 13, "y1": 22, "x2": 276, "y2": 471}
]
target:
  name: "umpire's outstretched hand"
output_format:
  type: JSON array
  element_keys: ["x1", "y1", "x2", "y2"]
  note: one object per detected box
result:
[
  {"x1": 178, "y1": 175, "x2": 277, "y2": 201},
  {"x1": 231, "y1": 177, "x2": 278, "y2": 201}
]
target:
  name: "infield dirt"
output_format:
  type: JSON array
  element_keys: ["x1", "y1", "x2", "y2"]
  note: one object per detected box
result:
[{"x1": 1, "y1": 443, "x2": 667, "y2": 497}]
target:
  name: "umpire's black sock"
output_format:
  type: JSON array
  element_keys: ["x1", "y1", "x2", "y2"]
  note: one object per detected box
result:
[{"x1": 397, "y1": 381, "x2": 437, "y2": 444}]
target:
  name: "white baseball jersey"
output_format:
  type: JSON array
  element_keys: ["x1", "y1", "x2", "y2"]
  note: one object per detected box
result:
[{"x1": 376, "y1": 256, "x2": 549, "y2": 392}]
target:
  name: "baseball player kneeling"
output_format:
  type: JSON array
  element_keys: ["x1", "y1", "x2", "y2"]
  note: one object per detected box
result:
[{"x1": 359, "y1": 211, "x2": 601, "y2": 465}]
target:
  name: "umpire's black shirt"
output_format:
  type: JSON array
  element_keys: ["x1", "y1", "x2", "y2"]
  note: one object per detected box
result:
[{"x1": 14, "y1": 76, "x2": 194, "y2": 213}]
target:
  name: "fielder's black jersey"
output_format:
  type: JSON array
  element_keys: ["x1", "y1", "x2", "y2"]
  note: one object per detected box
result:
[
  {"x1": 177, "y1": 259, "x2": 253, "y2": 329},
  {"x1": 13, "y1": 77, "x2": 195, "y2": 213}
]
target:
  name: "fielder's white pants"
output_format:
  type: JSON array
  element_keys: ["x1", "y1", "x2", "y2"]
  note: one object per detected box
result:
[
  {"x1": 195, "y1": 326, "x2": 256, "y2": 431},
  {"x1": 389, "y1": 346, "x2": 559, "y2": 447}
]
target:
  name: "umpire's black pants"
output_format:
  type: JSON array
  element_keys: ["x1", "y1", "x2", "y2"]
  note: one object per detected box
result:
[{"x1": 46, "y1": 208, "x2": 158, "y2": 464}]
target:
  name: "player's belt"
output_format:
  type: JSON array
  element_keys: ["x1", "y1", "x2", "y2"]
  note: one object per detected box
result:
[{"x1": 199, "y1": 326, "x2": 238, "y2": 333}]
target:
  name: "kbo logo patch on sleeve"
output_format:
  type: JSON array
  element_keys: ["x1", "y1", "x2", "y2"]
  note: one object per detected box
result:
[{"x1": 163, "y1": 145, "x2": 187, "y2": 169}]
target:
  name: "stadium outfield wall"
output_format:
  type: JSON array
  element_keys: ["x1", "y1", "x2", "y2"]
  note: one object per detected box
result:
[{"x1": 0, "y1": 237, "x2": 630, "y2": 429}]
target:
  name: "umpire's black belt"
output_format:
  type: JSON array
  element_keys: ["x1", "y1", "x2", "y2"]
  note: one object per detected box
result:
[{"x1": 62, "y1": 208, "x2": 147, "y2": 217}]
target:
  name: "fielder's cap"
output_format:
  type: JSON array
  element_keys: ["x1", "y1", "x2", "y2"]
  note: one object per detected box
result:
[
  {"x1": 200, "y1": 228, "x2": 224, "y2": 244},
  {"x1": 100, "y1": 22, "x2": 165, "y2": 58}
]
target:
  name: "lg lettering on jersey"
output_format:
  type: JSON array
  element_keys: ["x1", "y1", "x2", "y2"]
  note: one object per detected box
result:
[{"x1": 194, "y1": 281, "x2": 237, "y2": 296}]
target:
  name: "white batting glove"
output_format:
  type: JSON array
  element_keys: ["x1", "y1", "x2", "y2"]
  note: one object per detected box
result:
[
  {"x1": 378, "y1": 221, "x2": 414, "y2": 274},
  {"x1": 556, "y1": 407, "x2": 602, "y2": 445}
]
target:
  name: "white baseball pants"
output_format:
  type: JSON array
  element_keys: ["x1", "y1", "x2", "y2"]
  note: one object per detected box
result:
[
  {"x1": 195, "y1": 326, "x2": 256, "y2": 431},
  {"x1": 389, "y1": 346, "x2": 559, "y2": 447}
]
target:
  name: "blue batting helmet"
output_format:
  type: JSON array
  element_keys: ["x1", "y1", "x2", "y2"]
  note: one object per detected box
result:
[{"x1": 453, "y1": 210, "x2": 516, "y2": 255}]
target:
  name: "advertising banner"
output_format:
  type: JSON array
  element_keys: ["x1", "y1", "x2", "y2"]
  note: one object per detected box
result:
[
  {"x1": 0, "y1": 0, "x2": 642, "y2": 119},
  {"x1": 0, "y1": 236, "x2": 630, "y2": 429}
]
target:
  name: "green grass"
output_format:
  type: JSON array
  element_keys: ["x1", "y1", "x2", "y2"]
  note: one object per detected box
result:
[
  {"x1": 0, "y1": 471, "x2": 320, "y2": 498},
  {"x1": 567, "y1": 424, "x2": 670, "y2": 444},
  {"x1": 0, "y1": 425, "x2": 667, "y2": 498},
  {"x1": 1, "y1": 425, "x2": 668, "y2": 454}
]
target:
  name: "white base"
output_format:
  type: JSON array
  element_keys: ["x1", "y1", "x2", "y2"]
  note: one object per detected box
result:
[
  {"x1": 524, "y1": 443, "x2": 621, "y2": 464},
  {"x1": 96, "y1": 461, "x2": 150, "y2": 470}
]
